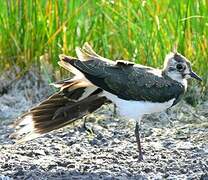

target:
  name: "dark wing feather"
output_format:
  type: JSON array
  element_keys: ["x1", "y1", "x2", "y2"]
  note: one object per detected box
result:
[{"x1": 65, "y1": 59, "x2": 185, "y2": 103}]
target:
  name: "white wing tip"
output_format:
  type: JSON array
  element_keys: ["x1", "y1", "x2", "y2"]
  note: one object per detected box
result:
[{"x1": 10, "y1": 114, "x2": 42, "y2": 143}]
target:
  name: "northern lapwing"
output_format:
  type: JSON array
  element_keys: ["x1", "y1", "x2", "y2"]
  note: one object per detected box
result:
[{"x1": 10, "y1": 43, "x2": 202, "y2": 161}]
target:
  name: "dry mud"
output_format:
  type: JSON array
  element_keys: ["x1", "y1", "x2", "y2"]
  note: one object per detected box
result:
[{"x1": 0, "y1": 71, "x2": 207, "y2": 180}]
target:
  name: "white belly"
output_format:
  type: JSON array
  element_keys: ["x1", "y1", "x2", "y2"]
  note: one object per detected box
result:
[{"x1": 103, "y1": 91, "x2": 175, "y2": 120}]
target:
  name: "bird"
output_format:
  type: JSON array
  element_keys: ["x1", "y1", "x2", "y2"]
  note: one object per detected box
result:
[{"x1": 10, "y1": 43, "x2": 202, "y2": 161}]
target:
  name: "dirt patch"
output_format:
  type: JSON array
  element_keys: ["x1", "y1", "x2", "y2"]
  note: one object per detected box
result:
[{"x1": 0, "y1": 71, "x2": 207, "y2": 179}]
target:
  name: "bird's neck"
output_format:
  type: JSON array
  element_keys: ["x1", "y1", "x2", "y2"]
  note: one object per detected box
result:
[{"x1": 162, "y1": 71, "x2": 188, "y2": 90}]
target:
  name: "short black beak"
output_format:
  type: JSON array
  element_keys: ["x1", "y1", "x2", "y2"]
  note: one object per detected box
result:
[{"x1": 190, "y1": 71, "x2": 202, "y2": 81}]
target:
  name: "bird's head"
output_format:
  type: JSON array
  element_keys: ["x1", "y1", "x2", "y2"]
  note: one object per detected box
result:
[{"x1": 163, "y1": 52, "x2": 202, "y2": 85}]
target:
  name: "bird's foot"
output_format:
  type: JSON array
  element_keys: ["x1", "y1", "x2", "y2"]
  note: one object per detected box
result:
[
  {"x1": 138, "y1": 153, "x2": 144, "y2": 161},
  {"x1": 133, "y1": 153, "x2": 144, "y2": 161}
]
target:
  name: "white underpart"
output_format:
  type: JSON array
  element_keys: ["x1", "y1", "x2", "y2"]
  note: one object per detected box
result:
[{"x1": 103, "y1": 91, "x2": 175, "y2": 120}]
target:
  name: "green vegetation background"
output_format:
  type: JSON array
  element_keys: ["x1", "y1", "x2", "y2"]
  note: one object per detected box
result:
[{"x1": 0, "y1": 0, "x2": 207, "y2": 85}]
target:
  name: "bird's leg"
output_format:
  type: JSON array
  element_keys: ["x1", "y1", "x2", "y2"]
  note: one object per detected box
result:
[
  {"x1": 83, "y1": 116, "x2": 88, "y2": 130},
  {"x1": 113, "y1": 104, "x2": 117, "y2": 116},
  {"x1": 110, "y1": 104, "x2": 117, "y2": 120},
  {"x1": 135, "y1": 121, "x2": 143, "y2": 161},
  {"x1": 165, "y1": 109, "x2": 174, "y2": 127},
  {"x1": 82, "y1": 117, "x2": 94, "y2": 134}
]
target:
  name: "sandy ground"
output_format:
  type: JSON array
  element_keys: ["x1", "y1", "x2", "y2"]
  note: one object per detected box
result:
[{"x1": 0, "y1": 71, "x2": 208, "y2": 180}]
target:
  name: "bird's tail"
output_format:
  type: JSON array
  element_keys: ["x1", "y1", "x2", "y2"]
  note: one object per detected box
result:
[
  {"x1": 10, "y1": 43, "x2": 107, "y2": 143},
  {"x1": 10, "y1": 80, "x2": 106, "y2": 143}
]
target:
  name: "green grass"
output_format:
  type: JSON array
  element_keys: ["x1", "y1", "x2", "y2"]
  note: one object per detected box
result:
[{"x1": 0, "y1": 0, "x2": 207, "y2": 86}]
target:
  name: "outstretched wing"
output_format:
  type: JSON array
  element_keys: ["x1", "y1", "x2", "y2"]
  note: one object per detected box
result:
[{"x1": 61, "y1": 57, "x2": 185, "y2": 103}]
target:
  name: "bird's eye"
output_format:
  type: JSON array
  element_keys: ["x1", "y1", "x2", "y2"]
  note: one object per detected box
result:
[{"x1": 176, "y1": 64, "x2": 185, "y2": 71}]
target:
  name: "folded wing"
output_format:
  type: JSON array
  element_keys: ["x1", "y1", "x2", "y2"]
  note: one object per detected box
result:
[{"x1": 60, "y1": 56, "x2": 185, "y2": 103}]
